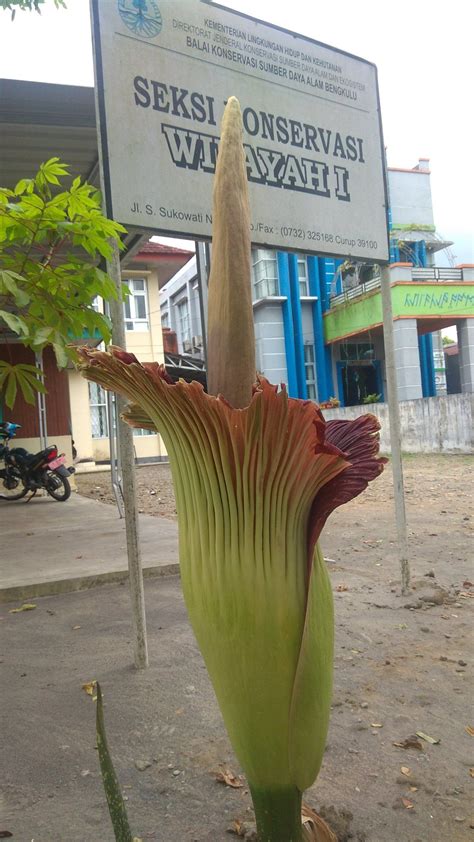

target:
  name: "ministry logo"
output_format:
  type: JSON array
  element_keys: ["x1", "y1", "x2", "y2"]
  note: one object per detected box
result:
[{"x1": 118, "y1": 0, "x2": 163, "y2": 38}]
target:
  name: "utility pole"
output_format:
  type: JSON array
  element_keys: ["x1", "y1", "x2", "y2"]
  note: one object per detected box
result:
[
  {"x1": 380, "y1": 265, "x2": 410, "y2": 593},
  {"x1": 106, "y1": 240, "x2": 149, "y2": 669}
]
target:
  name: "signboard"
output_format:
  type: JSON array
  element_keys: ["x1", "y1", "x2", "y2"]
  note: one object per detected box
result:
[{"x1": 91, "y1": 0, "x2": 389, "y2": 261}]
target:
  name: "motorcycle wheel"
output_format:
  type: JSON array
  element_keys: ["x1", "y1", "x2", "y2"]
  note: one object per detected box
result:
[
  {"x1": 0, "y1": 462, "x2": 28, "y2": 501},
  {"x1": 45, "y1": 471, "x2": 71, "y2": 502}
]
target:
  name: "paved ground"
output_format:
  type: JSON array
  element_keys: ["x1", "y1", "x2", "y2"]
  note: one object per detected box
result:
[
  {"x1": 0, "y1": 493, "x2": 178, "y2": 603},
  {"x1": 1, "y1": 455, "x2": 473, "y2": 840},
  {"x1": 1, "y1": 568, "x2": 473, "y2": 841}
]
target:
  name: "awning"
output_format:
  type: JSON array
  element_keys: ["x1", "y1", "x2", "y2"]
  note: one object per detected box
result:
[
  {"x1": 164, "y1": 352, "x2": 207, "y2": 387},
  {"x1": 0, "y1": 78, "x2": 150, "y2": 261}
]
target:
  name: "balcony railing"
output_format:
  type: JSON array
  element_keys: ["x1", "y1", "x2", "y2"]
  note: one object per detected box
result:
[
  {"x1": 330, "y1": 266, "x2": 466, "y2": 308},
  {"x1": 330, "y1": 275, "x2": 381, "y2": 307},
  {"x1": 411, "y1": 267, "x2": 463, "y2": 281}
]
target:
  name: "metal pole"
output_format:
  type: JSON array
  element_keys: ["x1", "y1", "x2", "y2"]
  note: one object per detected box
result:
[
  {"x1": 195, "y1": 240, "x2": 209, "y2": 364},
  {"x1": 380, "y1": 265, "x2": 410, "y2": 593},
  {"x1": 103, "y1": 292, "x2": 124, "y2": 517},
  {"x1": 106, "y1": 389, "x2": 124, "y2": 518},
  {"x1": 90, "y1": 16, "x2": 147, "y2": 668},
  {"x1": 35, "y1": 351, "x2": 47, "y2": 450},
  {"x1": 106, "y1": 240, "x2": 148, "y2": 669}
]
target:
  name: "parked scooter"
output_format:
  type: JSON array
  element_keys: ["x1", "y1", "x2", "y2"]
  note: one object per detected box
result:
[{"x1": 0, "y1": 422, "x2": 75, "y2": 502}]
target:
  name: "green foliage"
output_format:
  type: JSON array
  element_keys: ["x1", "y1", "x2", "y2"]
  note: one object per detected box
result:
[
  {"x1": 0, "y1": 158, "x2": 127, "y2": 408},
  {"x1": 442, "y1": 335, "x2": 455, "y2": 346},
  {"x1": 96, "y1": 683, "x2": 135, "y2": 842},
  {"x1": 0, "y1": 360, "x2": 47, "y2": 408},
  {"x1": 363, "y1": 392, "x2": 382, "y2": 404},
  {"x1": 0, "y1": 0, "x2": 65, "y2": 18},
  {"x1": 392, "y1": 223, "x2": 436, "y2": 232}
]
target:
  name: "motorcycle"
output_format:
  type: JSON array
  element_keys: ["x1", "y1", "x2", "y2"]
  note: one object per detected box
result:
[{"x1": 0, "y1": 422, "x2": 75, "y2": 502}]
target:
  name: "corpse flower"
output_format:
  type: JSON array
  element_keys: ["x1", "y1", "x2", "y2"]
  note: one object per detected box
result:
[{"x1": 78, "y1": 98, "x2": 385, "y2": 842}]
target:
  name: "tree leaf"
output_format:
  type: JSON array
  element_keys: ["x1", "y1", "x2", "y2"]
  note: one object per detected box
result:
[
  {"x1": 15, "y1": 369, "x2": 36, "y2": 404},
  {"x1": 4, "y1": 372, "x2": 18, "y2": 409},
  {"x1": 53, "y1": 342, "x2": 68, "y2": 369},
  {"x1": 0, "y1": 310, "x2": 28, "y2": 336},
  {"x1": 30, "y1": 325, "x2": 54, "y2": 347},
  {"x1": 0, "y1": 157, "x2": 126, "y2": 364},
  {"x1": 8, "y1": 603, "x2": 36, "y2": 613},
  {"x1": 0, "y1": 270, "x2": 30, "y2": 307},
  {"x1": 14, "y1": 178, "x2": 34, "y2": 195},
  {"x1": 16, "y1": 366, "x2": 47, "y2": 394}
]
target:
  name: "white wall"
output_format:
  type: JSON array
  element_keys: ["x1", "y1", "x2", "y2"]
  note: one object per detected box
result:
[
  {"x1": 323, "y1": 394, "x2": 474, "y2": 453},
  {"x1": 253, "y1": 303, "x2": 288, "y2": 384},
  {"x1": 388, "y1": 169, "x2": 434, "y2": 227},
  {"x1": 70, "y1": 268, "x2": 168, "y2": 465}
]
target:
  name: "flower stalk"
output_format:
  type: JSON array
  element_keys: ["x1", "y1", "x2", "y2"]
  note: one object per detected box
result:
[
  {"x1": 250, "y1": 786, "x2": 303, "y2": 842},
  {"x1": 207, "y1": 97, "x2": 255, "y2": 406}
]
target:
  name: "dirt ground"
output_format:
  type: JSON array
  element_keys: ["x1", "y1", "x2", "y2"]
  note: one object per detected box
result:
[{"x1": 2, "y1": 454, "x2": 473, "y2": 840}]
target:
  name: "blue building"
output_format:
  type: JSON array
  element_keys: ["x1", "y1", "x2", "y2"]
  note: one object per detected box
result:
[{"x1": 160, "y1": 159, "x2": 474, "y2": 406}]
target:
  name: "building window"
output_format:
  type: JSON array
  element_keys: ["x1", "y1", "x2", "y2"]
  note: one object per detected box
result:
[
  {"x1": 177, "y1": 298, "x2": 191, "y2": 345},
  {"x1": 89, "y1": 382, "x2": 109, "y2": 438},
  {"x1": 161, "y1": 310, "x2": 169, "y2": 328},
  {"x1": 123, "y1": 278, "x2": 149, "y2": 331},
  {"x1": 89, "y1": 384, "x2": 153, "y2": 439},
  {"x1": 340, "y1": 342, "x2": 375, "y2": 361},
  {"x1": 298, "y1": 256, "x2": 309, "y2": 296},
  {"x1": 252, "y1": 249, "x2": 279, "y2": 300},
  {"x1": 304, "y1": 344, "x2": 317, "y2": 400}
]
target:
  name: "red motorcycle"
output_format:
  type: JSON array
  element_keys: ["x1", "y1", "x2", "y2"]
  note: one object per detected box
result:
[{"x1": 0, "y1": 422, "x2": 75, "y2": 502}]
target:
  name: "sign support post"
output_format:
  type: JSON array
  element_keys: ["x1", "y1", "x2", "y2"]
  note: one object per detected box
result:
[
  {"x1": 107, "y1": 240, "x2": 149, "y2": 669},
  {"x1": 380, "y1": 264, "x2": 410, "y2": 593}
]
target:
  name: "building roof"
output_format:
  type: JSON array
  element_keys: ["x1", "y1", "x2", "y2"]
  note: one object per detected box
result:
[
  {"x1": 0, "y1": 79, "x2": 97, "y2": 188},
  {"x1": 130, "y1": 241, "x2": 194, "y2": 286},
  {"x1": 392, "y1": 228, "x2": 454, "y2": 253},
  {"x1": 136, "y1": 241, "x2": 192, "y2": 256},
  {"x1": 0, "y1": 78, "x2": 193, "y2": 281}
]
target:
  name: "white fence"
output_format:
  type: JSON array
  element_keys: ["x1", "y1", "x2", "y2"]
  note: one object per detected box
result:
[{"x1": 323, "y1": 394, "x2": 474, "y2": 454}]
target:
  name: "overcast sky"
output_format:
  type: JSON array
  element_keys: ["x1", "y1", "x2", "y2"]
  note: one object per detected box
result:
[{"x1": 0, "y1": 0, "x2": 472, "y2": 264}]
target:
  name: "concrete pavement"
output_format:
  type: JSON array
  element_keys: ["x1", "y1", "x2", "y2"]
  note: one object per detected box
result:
[{"x1": 0, "y1": 492, "x2": 179, "y2": 603}]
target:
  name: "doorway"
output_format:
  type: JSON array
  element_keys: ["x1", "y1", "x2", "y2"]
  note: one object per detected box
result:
[{"x1": 337, "y1": 361, "x2": 384, "y2": 407}]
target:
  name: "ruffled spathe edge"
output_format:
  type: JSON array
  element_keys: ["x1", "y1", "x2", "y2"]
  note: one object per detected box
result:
[
  {"x1": 308, "y1": 415, "x2": 387, "y2": 564},
  {"x1": 77, "y1": 346, "x2": 386, "y2": 576}
]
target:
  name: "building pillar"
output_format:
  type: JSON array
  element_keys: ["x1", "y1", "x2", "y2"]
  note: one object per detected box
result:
[
  {"x1": 458, "y1": 319, "x2": 474, "y2": 393},
  {"x1": 288, "y1": 253, "x2": 307, "y2": 399},
  {"x1": 432, "y1": 330, "x2": 447, "y2": 395},
  {"x1": 392, "y1": 319, "x2": 423, "y2": 401},
  {"x1": 277, "y1": 252, "x2": 298, "y2": 398},
  {"x1": 307, "y1": 256, "x2": 328, "y2": 401},
  {"x1": 418, "y1": 333, "x2": 436, "y2": 397}
]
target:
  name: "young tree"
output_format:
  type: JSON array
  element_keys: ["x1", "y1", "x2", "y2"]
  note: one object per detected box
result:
[{"x1": 0, "y1": 158, "x2": 126, "y2": 408}]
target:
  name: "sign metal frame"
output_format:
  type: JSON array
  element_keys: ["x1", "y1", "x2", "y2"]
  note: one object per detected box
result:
[{"x1": 90, "y1": 0, "x2": 390, "y2": 263}]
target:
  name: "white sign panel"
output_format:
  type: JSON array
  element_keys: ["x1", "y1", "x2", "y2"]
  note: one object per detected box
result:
[{"x1": 91, "y1": 0, "x2": 389, "y2": 261}]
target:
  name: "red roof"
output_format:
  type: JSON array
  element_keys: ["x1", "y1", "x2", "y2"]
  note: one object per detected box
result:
[{"x1": 135, "y1": 241, "x2": 194, "y2": 257}]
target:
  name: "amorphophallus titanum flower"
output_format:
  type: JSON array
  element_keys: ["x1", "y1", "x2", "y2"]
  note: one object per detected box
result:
[{"x1": 78, "y1": 97, "x2": 386, "y2": 842}]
